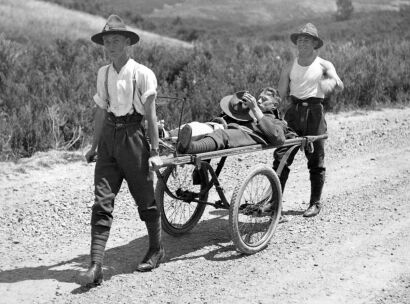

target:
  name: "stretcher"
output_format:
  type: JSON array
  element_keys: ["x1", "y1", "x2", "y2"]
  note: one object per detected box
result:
[{"x1": 154, "y1": 134, "x2": 327, "y2": 254}]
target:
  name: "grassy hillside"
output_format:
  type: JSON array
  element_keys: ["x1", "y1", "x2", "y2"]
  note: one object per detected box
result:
[
  {"x1": 148, "y1": 0, "x2": 410, "y2": 41},
  {"x1": 148, "y1": 0, "x2": 341, "y2": 26},
  {"x1": 0, "y1": 0, "x2": 191, "y2": 48},
  {"x1": 44, "y1": 0, "x2": 409, "y2": 26},
  {"x1": 42, "y1": 0, "x2": 410, "y2": 42},
  {"x1": 44, "y1": 0, "x2": 185, "y2": 15},
  {"x1": 0, "y1": 1, "x2": 409, "y2": 159}
]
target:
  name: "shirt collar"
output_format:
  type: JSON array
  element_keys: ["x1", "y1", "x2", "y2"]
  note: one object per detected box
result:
[{"x1": 110, "y1": 58, "x2": 133, "y2": 75}]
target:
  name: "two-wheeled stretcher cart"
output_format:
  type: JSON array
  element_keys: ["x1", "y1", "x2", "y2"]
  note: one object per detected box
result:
[{"x1": 154, "y1": 134, "x2": 327, "y2": 254}]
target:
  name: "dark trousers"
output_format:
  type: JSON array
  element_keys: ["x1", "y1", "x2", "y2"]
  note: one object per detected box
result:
[
  {"x1": 273, "y1": 97, "x2": 327, "y2": 202},
  {"x1": 91, "y1": 113, "x2": 159, "y2": 228},
  {"x1": 207, "y1": 128, "x2": 259, "y2": 149}
]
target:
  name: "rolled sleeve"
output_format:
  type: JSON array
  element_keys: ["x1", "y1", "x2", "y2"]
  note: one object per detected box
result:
[
  {"x1": 141, "y1": 89, "x2": 157, "y2": 104},
  {"x1": 93, "y1": 93, "x2": 107, "y2": 109},
  {"x1": 94, "y1": 65, "x2": 109, "y2": 109},
  {"x1": 137, "y1": 67, "x2": 158, "y2": 105}
]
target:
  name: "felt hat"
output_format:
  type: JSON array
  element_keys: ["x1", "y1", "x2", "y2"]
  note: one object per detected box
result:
[
  {"x1": 290, "y1": 23, "x2": 323, "y2": 49},
  {"x1": 219, "y1": 91, "x2": 254, "y2": 122},
  {"x1": 91, "y1": 15, "x2": 140, "y2": 45}
]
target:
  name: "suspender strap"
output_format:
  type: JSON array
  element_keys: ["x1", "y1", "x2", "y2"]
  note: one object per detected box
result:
[
  {"x1": 132, "y1": 63, "x2": 143, "y2": 104},
  {"x1": 104, "y1": 65, "x2": 110, "y2": 107},
  {"x1": 104, "y1": 63, "x2": 141, "y2": 113},
  {"x1": 132, "y1": 64, "x2": 137, "y2": 103}
]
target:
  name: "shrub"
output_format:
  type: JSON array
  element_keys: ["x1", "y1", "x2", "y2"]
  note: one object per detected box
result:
[
  {"x1": 335, "y1": 0, "x2": 354, "y2": 21},
  {"x1": 1, "y1": 28, "x2": 409, "y2": 159}
]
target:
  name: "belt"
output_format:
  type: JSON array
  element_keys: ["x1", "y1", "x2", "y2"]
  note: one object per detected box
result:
[
  {"x1": 106, "y1": 112, "x2": 143, "y2": 127},
  {"x1": 290, "y1": 96, "x2": 323, "y2": 106}
]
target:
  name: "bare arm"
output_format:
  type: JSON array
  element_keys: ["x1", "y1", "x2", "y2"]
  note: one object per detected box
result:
[
  {"x1": 144, "y1": 94, "x2": 163, "y2": 169},
  {"x1": 85, "y1": 107, "x2": 106, "y2": 163},
  {"x1": 278, "y1": 63, "x2": 291, "y2": 99},
  {"x1": 278, "y1": 61, "x2": 292, "y2": 113},
  {"x1": 321, "y1": 60, "x2": 344, "y2": 91},
  {"x1": 242, "y1": 92, "x2": 264, "y2": 121},
  {"x1": 144, "y1": 94, "x2": 159, "y2": 151}
]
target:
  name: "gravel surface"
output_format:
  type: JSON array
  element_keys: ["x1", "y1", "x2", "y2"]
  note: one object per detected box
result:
[{"x1": 0, "y1": 107, "x2": 409, "y2": 304}]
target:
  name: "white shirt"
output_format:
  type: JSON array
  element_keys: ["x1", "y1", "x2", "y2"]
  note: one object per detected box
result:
[
  {"x1": 290, "y1": 56, "x2": 325, "y2": 100},
  {"x1": 93, "y1": 58, "x2": 157, "y2": 116}
]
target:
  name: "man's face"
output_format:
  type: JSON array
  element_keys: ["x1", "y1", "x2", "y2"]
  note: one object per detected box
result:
[
  {"x1": 257, "y1": 92, "x2": 274, "y2": 105},
  {"x1": 257, "y1": 89, "x2": 279, "y2": 112},
  {"x1": 296, "y1": 35, "x2": 317, "y2": 54},
  {"x1": 257, "y1": 88, "x2": 277, "y2": 104},
  {"x1": 103, "y1": 34, "x2": 129, "y2": 60}
]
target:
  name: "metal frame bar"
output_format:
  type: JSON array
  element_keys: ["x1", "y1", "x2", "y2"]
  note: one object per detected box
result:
[
  {"x1": 158, "y1": 135, "x2": 327, "y2": 168},
  {"x1": 155, "y1": 134, "x2": 328, "y2": 209}
]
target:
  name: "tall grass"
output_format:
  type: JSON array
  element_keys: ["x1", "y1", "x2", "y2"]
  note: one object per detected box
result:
[{"x1": 1, "y1": 12, "x2": 409, "y2": 159}]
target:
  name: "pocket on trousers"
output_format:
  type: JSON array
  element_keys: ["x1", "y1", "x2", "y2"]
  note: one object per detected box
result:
[{"x1": 125, "y1": 124, "x2": 149, "y2": 153}]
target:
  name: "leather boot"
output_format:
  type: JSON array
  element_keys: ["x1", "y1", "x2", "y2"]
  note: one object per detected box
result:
[
  {"x1": 303, "y1": 202, "x2": 322, "y2": 217},
  {"x1": 136, "y1": 218, "x2": 165, "y2": 272},
  {"x1": 136, "y1": 246, "x2": 165, "y2": 272},
  {"x1": 303, "y1": 171, "x2": 325, "y2": 217},
  {"x1": 77, "y1": 262, "x2": 103, "y2": 286}
]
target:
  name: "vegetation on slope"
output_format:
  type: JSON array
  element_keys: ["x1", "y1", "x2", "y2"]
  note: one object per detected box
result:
[
  {"x1": 0, "y1": 2, "x2": 409, "y2": 159},
  {"x1": 0, "y1": 0, "x2": 191, "y2": 47},
  {"x1": 42, "y1": 0, "x2": 410, "y2": 41}
]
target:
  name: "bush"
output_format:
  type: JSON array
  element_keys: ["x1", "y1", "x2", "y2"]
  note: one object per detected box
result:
[
  {"x1": 1, "y1": 29, "x2": 409, "y2": 159},
  {"x1": 335, "y1": 0, "x2": 354, "y2": 21}
]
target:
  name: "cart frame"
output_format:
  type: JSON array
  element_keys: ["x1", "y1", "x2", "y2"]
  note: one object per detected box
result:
[{"x1": 155, "y1": 134, "x2": 327, "y2": 254}]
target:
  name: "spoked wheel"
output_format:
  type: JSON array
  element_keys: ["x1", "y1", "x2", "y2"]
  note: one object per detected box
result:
[
  {"x1": 155, "y1": 164, "x2": 209, "y2": 236},
  {"x1": 229, "y1": 164, "x2": 282, "y2": 254}
]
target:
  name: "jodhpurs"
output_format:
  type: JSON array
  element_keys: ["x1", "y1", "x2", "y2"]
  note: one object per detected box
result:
[
  {"x1": 207, "y1": 128, "x2": 259, "y2": 149},
  {"x1": 91, "y1": 112, "x2": 159, "y2": 228}
]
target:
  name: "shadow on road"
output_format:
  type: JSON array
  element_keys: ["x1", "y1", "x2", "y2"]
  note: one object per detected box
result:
[
  {"x1": 0, "y1": 206, "x2": 297, "y2": 293},
  {"x1": 0, "y1": 212, "x2": 242, "y2": 292},
  {"x1": 282, "y1": 210, "x2": 305, "y2": 216}
]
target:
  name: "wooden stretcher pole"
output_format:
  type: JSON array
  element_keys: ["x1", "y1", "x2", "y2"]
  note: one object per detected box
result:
[{"x1": 158, "y1": 134, "x2": 328, "y2": 168}]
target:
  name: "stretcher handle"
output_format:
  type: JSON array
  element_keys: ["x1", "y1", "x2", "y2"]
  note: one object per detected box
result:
[{"x1": 158, "y1": 134, "x2": 328, "y2": 168}]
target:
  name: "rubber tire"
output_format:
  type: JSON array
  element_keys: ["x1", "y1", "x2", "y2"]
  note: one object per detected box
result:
[
  {"x1": 229, "y1": 164, "x2": 282, "y2": 254},
  {"x1": 155, "y1": 164, "x2": 208, "y2": 236}
]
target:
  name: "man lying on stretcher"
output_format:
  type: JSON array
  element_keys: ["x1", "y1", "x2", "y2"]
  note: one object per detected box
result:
[{"x1": 175, "y1": 87, "x2": 293, "y2": 154}]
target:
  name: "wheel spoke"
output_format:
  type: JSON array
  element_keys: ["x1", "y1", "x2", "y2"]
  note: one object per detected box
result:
[
  {"x1": 230, "y1": 165, "x2": 282, "y2": 253},
  {"x1": 157, "y1": 164, "x2": 208, "y2": 235}
]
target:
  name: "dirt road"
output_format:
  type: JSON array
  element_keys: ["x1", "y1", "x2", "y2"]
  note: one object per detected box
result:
[{"x1": 1, "y1": 107, "x2": 409, "y2": 304}]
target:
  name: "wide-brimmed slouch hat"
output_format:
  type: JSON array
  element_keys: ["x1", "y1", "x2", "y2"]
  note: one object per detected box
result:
[
  {"x1": 290, "y1": 23, "x2": 323, "y2": 49},
  {"x1": 91, "y1": 15, "x2": 140, "y2": 45},
  {"x1": 220, "y1": 91, "x2": 255, "y2": 122}
]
